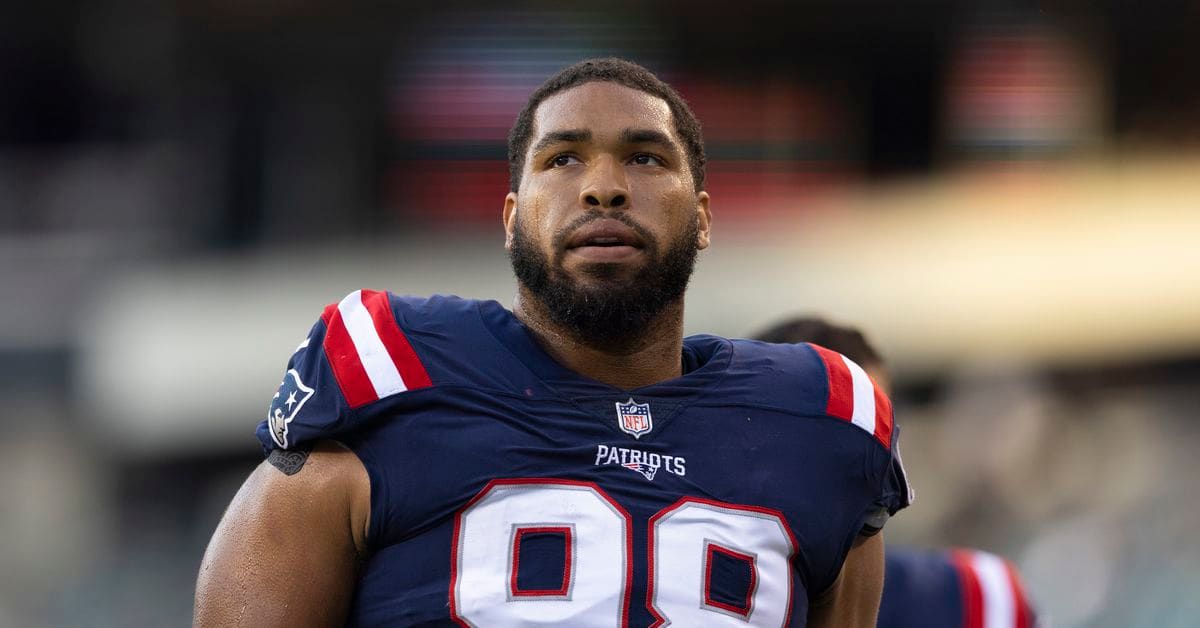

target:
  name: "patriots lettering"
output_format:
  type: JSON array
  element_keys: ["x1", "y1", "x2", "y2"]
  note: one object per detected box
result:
[{"x1": 594, "y1": 444, "x2": 686, "y2": 481}]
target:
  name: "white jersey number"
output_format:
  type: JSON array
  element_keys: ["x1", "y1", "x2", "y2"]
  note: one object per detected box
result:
[{"x1": 449, "y1": 479, "x2": 796, "y2": 627}]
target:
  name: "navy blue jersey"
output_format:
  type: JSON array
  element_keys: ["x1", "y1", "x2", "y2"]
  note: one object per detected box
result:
[
  {"x1": 256, "y1": 290, "x2": 910, "y2": 627},
  {"x1": 878, "y1": 547, "x2": 1036, "y2": 628}
]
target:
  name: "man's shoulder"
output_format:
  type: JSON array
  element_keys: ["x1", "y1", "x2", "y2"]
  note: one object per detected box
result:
[
  {"x1": 878, "y1": 547, "x2": 964, "y2": 628},
  {"x1": 718, "y1": 338, "x2": 895, "y2": 448},
  {"x1": 323, "y1": 290, "x2": 484, "y2": 330},
  {"x1": 318, "y1": 290, "x2": 498, "y2": 370},
  {"x1": 884, "y1": 547, "x2": 960, "y2": 584},
  {"x1": 258, "y1": 291, "x2": 506, "y2": 452},
  {"x1": 880, "y1": 547, "x2": 1037, "y2": 628},
  {"x1": 726, "y1": 336, "x2": 827, "y2": 373}
]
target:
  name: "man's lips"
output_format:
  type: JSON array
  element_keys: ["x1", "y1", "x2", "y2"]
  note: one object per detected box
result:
[
  {"x1": 563, "y1": 219, "x2": 646, "y2": 263},
  {"x1": 567, "y1": 243, "x2": 642, "y2": 262},
  {"x1": 564, "y1": 219, "x2": 645, "y2": 250}
]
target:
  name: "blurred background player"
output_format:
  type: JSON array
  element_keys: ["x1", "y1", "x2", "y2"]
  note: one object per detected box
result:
[{"x1": 753, "y1": 317, "x2": 1038, "y2": 628}]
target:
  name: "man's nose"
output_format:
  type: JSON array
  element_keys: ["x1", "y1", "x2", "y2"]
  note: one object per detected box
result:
[{"x1": 579, "y1": 156, "x2": 629, "y2": 210}]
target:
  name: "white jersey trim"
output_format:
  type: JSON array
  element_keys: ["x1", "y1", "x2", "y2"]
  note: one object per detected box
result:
[
  {"x1": 337, "y1": 290, "x2": 408, "y2": 398},
  {"x1": 973, "y1": 550, "x2": 1016, "y2": 628},
  {"x1": 842, "y1": 355, "x2": 877, "y2": 437}
]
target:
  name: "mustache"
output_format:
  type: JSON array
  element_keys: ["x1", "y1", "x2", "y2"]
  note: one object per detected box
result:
[{"x1": 550, "y1": 211, "x2": 657, "y2": 253}]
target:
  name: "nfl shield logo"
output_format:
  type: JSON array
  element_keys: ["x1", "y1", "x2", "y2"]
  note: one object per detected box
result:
[{"x1": 615, "y1": 398, "x2": 653, "y2": 439}]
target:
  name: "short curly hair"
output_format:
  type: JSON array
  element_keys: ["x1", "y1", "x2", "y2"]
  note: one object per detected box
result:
[
  {"x1": 507, "y1": 58, "x2": 706, "y2": 193},
  {"x1": 752, "y1": 316, "x2": 884, "y2": 368}
]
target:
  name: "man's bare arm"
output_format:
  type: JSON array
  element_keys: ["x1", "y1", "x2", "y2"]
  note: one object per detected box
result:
[
  {"x1": 807, "y1": 532, "x2": 886, "y2": 628},
  {"x1": 194, "y1": 441, "x2": 371, "y2": 627}
]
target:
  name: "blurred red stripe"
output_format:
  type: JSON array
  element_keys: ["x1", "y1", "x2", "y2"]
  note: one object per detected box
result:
[{"x1": 385, "y1": 160, "x2": 854, "y2": 225}]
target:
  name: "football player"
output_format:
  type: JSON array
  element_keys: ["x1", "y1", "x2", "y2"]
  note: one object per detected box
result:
[
  {"x1": 753, "y1": 317, "x2": 1037, "y2": 628},
  {"x1": 194, "y1": 58, "x2": 909, "y2": 627}
]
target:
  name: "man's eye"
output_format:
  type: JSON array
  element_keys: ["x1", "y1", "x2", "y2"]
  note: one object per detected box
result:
[
  {"x1": 630, "y1": 153, "x2": 664, "y2": 166},
  {"x1": 550, "y1": 155, "x2": 580, "y2": 167}
]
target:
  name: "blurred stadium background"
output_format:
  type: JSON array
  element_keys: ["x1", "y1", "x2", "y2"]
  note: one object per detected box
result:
[{"x1": 3, "y1": 1, "x2": 1200, "y2": 626}]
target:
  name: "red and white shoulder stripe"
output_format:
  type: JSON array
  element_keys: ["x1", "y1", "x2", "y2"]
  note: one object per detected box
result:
[
  {"x1": 320, "y1": 289, "x2": 433, "y2": 408},
  {"x1": 951, "y1": 549, "x2": 1035, "y2": 628},
  {"x1": 807, "y1": 343, "x2": 894, "y2": 449}
]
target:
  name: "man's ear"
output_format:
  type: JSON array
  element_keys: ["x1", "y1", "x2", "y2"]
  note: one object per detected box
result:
[
  {"x1": 503, "y1": 192, "x2": 518, "y2": 250},
  {"x1": 695, "y1": 191, "x2": 712, "y2": 250}
]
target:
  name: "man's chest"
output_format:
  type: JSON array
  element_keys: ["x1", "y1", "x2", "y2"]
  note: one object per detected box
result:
[{"x1": 344, "y1": 398, "x2": 866, "y2": 627}]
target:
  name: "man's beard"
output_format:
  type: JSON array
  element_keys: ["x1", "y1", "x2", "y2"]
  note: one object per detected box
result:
[{"x1": 509, "y1": 211, "x2": 700, "y2": 350}]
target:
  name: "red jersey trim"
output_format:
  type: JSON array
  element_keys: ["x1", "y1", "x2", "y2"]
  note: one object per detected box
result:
[
  {"x1": 320, "y1": 289, "x2": 433, "y2": 409},
  {"x1": 808, "y1": 343, "x2": 894, "y2": 449}
]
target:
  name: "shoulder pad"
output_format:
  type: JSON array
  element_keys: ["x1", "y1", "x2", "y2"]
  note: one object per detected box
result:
[
  {"x1": 319, "y1": 289, "x2": 432, "y2": 408},
  {"x1": 257, "y1": 289, "x2": 433, "y2": 451},
  {"x1": 805, "y1": 343, "x2": 895, "y2": 449},
  {"x1": 950, "y1": 548, "x2": 1038, "y2": 627}
]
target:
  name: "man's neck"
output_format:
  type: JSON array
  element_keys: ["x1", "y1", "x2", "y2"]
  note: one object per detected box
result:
[{"x1": 512, "y1": 289, "x2": 685, "y2": 391}]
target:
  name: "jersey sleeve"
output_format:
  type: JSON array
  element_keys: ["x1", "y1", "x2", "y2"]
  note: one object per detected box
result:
[
  {"x1": 946, "y1": 549, "x2": 1040, "y2": 628},
  {"x1": 878, "y1": 547, "x2": 965, "y2": 628},
  {"x1": 806, "y1": 343, "x2": 913, "y2": 531},
  {"x1": 255, "y1": 289, "x2": 434, "y2": 453}
]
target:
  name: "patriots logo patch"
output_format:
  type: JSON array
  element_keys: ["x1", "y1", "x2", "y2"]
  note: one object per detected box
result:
[
  {"x1": 623, "y1": 462, "x2": 659, "y2": 481},
  {"x1": 615, "y1": 398, "x2": 652, "y2": 439},
  {"x1": 268, "y1": 369, "x2": 314, "y2": 449}
]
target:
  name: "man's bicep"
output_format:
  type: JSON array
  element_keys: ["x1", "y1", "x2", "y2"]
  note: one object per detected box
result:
[
  {"x1": 194, "y1": 441, "x2": 369, "y2": 628},
  {"x1": 808, "y1": 532, "x2": 886, "y2": 628}
]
